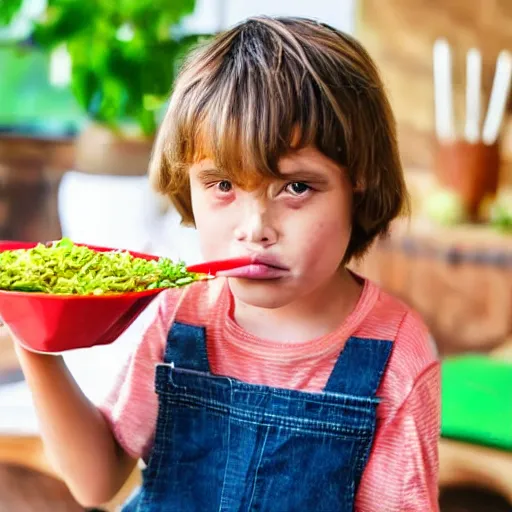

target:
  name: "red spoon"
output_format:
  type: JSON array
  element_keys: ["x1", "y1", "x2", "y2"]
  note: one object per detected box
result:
[{"x1": 186, "y1": 256, "x2": 253, "y2": 276}]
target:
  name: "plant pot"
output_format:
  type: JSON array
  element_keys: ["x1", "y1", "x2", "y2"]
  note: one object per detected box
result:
[
  {"x1": 434, "y1": 140, "x2": 501, "y2": 219},
  {"x1": 74, "y1": 123, "x2": 154, "y2": 176}
]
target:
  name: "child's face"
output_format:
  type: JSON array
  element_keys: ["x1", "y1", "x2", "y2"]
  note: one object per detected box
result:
[{"x1": 189, "y1": 147, "x2": 353, "y2": 310}]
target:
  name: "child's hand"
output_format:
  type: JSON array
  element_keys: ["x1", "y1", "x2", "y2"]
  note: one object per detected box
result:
[
  {"x1": 0, "y1": 321, "x2": 47, "y2": 362},
  {"x1": 0, "y1": 322, "x2": 21, "y2": 373}
]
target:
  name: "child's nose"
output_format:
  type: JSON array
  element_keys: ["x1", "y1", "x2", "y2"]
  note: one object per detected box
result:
[{"x1": 234, "y1": 205, "x2": 278, "y2": 247}]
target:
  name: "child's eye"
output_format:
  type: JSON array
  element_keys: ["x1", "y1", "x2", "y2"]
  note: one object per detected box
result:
[
  {"x1": 285, "y1": 182, "x2": 311, "y2": 196},
  {"x1": 216, "y1": 180, "x2": 233, "y2": 193}
]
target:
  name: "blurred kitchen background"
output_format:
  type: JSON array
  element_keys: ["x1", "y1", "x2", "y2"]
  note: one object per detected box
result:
[{"x1": 0, "y1": 0, "x2": 511, "y2": 510}]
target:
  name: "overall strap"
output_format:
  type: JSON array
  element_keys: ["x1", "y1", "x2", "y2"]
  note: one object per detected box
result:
[
  {"x1": 162, "y1": 282, "x2": 219, "y2": 372},
  {"x1": 324, "y1": 337, "x2": 393, "y2": 396},
  {"x1": 163, "y1": 321, "x2": 211, "y2": 373}
]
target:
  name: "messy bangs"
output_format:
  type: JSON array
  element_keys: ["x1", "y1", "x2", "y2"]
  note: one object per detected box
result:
[
  {"x1": 149, "y1": 17, "x2": 350, "y2": 206},
  {"x1": 179, "y1": 35, "x2": 349, "y2": 185}
]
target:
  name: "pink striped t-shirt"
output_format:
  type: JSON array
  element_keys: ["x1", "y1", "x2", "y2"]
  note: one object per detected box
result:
[{"x1": 100, "y1": 277, "x2": 440, "y2": 512}]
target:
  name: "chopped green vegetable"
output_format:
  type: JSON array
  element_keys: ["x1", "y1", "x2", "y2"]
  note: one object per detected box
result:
[{"x1": 0, "y1": 238, "x2": 202, "y2": 295}]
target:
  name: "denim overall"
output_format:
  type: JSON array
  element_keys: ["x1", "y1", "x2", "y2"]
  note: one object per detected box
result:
[{"x1": 123, "y1": 321, "x2": 393, "y2": 512}]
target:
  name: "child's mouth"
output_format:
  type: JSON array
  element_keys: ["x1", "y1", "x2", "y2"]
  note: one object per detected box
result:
[
  {"x1": 217, "y1": 256, "x2": 289, "y2": 280},
  {"x1": 217, "y1": 263, "x2": 288, "y2": 279}
]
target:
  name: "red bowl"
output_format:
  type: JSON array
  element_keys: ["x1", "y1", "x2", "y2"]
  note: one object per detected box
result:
[{"x1": 0, "y1": 241, "x2": 167, "y2": 353}]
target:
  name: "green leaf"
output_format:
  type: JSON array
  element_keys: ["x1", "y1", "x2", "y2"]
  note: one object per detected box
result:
[
  {"x1": 69, "y1": 65, "x2": 99, "y2": 113},
  {"x1": 135, "y1": 106, "x2": 156, "y2": 136},
  {"x1": 143, "y1": 94, "x2": 168, "y2": 111},
  {"x1": 3, "y1": 0, "x2": 204, "y2": 135},
  {"x1": 32, "y1": 2, "x2": 97, "y2": 49},
  {"x1": 0, "y1": 0, "x2": 23, "y2": 26}
]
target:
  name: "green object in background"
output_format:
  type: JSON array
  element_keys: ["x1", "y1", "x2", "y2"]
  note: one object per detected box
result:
[
  {"x1": 489, "y1": 193, "x2": 512, "y2": 233},
  {"x1": 0, "y1": 0, "x2": 205, "y2": 136},
  {"x1": 424, "y1": 188, "x2": 467, "y2": 226},
  {"x1": 441, "y1": 355, "x2": 512, "y2": 451},
  {"x1": 0, "y1": 45, "x2": 83, "y2": 130}
]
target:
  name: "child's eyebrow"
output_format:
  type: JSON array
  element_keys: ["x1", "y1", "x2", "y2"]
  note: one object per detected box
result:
[
  {"x1": 279, "y1": 170, "x2": 330, "y2": 184},
  {"x1": 196, "y1": 168, "x2": 228, "y2": 181},
  {"x1": 196, "y1": 168, "x2": 330, "y2": 185}
]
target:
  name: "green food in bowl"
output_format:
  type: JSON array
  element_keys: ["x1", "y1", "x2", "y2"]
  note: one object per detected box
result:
[{"x1": 0, "y1": 238, "x2": 200, "y2": 295}]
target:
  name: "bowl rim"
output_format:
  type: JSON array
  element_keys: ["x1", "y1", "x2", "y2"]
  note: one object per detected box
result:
[{"x1": 0, "y1": 240, "x2": 181, "y2": 300}]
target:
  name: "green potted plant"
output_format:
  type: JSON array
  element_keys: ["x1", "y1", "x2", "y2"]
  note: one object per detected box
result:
[{"x1": 1, "y1": 0, "x2": 204, "y2": 175}]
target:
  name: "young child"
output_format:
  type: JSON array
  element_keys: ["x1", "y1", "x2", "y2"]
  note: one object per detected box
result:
[{"x1": 14, "y1": 16, "x2": 440, "y2": 512}]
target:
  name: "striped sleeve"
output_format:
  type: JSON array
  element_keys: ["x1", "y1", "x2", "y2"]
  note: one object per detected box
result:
[{"x1": 356, "y1": 310, "x2": 441, "y2": 511}]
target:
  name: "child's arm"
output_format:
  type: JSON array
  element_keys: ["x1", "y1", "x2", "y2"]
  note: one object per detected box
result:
[
  {"x1": 356, "y1": 362, "x2": 441, "y2": 512},
  {"x1": 14, "y1": 344, "x2": 137, "y2": 507}
]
